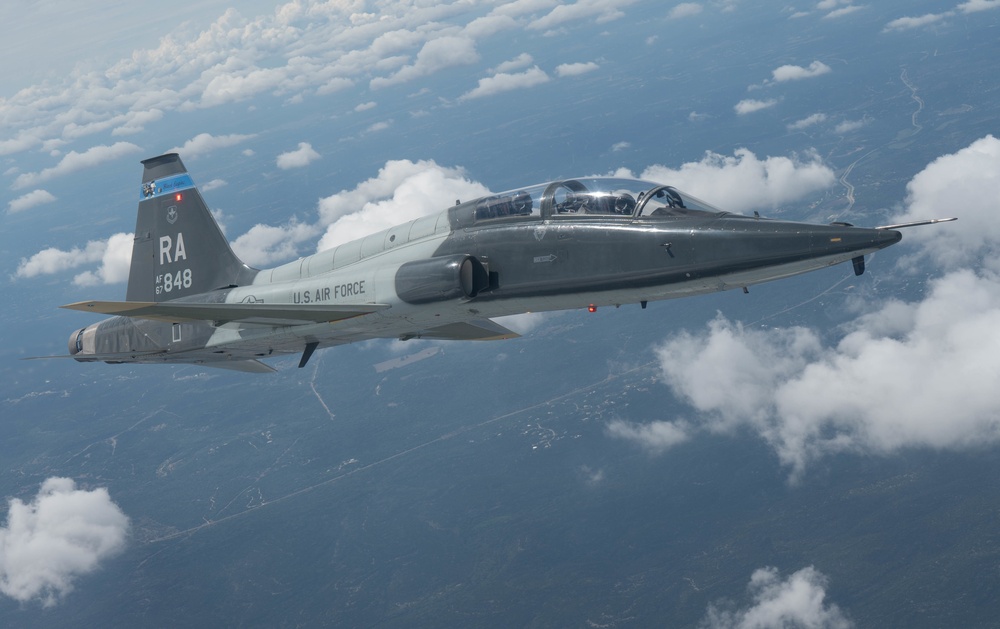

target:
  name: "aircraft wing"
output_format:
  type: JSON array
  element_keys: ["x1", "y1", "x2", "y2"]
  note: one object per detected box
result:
[
  {"x1": 61, "y1": 300, "x2": 390, "y2": 326},
  {"x1": 403, "y1": 319, "x2": 520, "y2": 341},
  {"x1": 25, "y1": 352, "x2": 278, "y2": 373}
]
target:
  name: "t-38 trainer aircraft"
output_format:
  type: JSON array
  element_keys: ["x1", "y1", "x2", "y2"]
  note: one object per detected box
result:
[{"x1": 54, "y1": 153, "x2": 952, "y2": 373}]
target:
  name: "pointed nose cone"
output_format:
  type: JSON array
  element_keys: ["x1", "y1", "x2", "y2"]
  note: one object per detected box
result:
[
  {"x1": 819, "y1": 224, "x2": 902, "y2": 255},
  {"x1": 707, "y1": 220, "x2": 905, "y2": 290}
]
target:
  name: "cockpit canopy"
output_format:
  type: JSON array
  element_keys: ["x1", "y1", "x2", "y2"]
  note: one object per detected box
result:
[{"x1": 469, "y1": 177, "x2": 729, "y2": 223}]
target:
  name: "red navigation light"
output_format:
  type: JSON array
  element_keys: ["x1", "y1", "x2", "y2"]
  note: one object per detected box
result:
[
  {"x1": 588, "y1": 304, "x2": 597, "y2": 313},
  {"x1": 175, "y1": 193, "x2": 183, "y2": 202}
]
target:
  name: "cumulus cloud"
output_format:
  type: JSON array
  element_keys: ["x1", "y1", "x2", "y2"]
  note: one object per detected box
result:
[
  {"x1": 555, "y1": 61, "x2": 599, "y2": 77},
  {"x1": 12, "y1": 142, "x2": 141, "y2": 189},
  {"x1": 493, "y1": 312, "x2": 548, "y2": 335},
  {"x1": 16, "y1": 240, "x2": 108, "y2": 279},
  {"x1": 276, "y1": 142, "x2": 321, "y2": 170},
  {"x1": 111, "y1": 108, "x2": 164, "y2": 136},
  {"x1": 8, "y1": 189, "x2": 56, "y2": 214},
  {"x1": 883, "y1": 13, "x2": 950, "y2": 31},
  {"x1": 888, "y1": 134, "x2": 1000, "y2": 271},
  {"x1": 316, "y1": 159, "x2": 489, "y2": 252},
  {"x1": 200, "y1": 178, "x2": 227, "y2": 192},
  {"x1": 651, "y1": 270, "x2": 1000, "y2": 479},
  {"x1": 72, "y1": 233, "x2": 134, "y2": 286},
  {"x1": 16, "y1": 232, "x2": 132, "y2": 285},
  {"x1": 668, "y1": 3, "x2": 704, "y2": 19},
  {"x1": 0, "y1": 478, "x2": 129, "y2": 607},
  {"x1": 824, "y1": 4, "x2": 865, "y2": 19},
  {"x1": 701, "y1": 566, "x2": 852, "y2": 629},
  {"x1": 493, "y1": 53, "x2": 534, "y2": 73},
  {"x1": 354, "y1": 101, "x2": 377, "y2": 112},
  {"x1": 459, "y1": 66, "x2": 550, "y2": 101},
  {"x1": 607, "y1": 419, "x2": 691, "y2": 451},
  {"x1": 231, "y1": 221, "x2": 318, "y2": 267},
  {"x1": 621, "y1": 136, "x2": 1000, "y2": 479},
  {"x1": 370, "y1": 36, "x2": 479, "y2": 89},
  {"x1": 957, "y1": 0, "x2": 1000, "y2": 12},
  {"x1": 528, "y1": 0, "x2": 638, "y2": 30},
  {"x1": 833, "y1": 118, "x2": 868, "y2": 134},
  {"x1": 168, "y1": 133, "x2": 255, "y2": 158},
  {"x1": 734, "y1": 98, "x2": 778, "y2": 115},
  {"x1": 788, "y1": 113, "x2": 828, "y2": 130},
  {"x1": 622, "y1": 147, "x2": 836, "y2": 213},
  {"x1": 772, "y1": 61, "x2": 832, "y2": 82}
]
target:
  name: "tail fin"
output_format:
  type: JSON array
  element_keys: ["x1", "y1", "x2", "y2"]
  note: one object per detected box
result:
[{"x1": 126, "y1": 154, "x2": 257, "y2": 302}]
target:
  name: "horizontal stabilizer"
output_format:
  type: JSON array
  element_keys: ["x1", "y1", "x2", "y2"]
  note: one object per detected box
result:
[
  {"x1": 62, "y1": 300, "x2": 389, "y2": 325},
  {"x1": 402, "y1": 319, "x2": 520, "y2": 341}
]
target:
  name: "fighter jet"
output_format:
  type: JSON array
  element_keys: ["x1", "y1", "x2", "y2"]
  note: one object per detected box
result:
[{"x1": 53, "y1": 153, "x2": 952, "y2": 373}]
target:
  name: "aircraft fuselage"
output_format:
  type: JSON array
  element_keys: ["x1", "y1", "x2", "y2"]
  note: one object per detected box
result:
[{"x1": 61, "y1": 156, "x2": 906, "y2": 372}]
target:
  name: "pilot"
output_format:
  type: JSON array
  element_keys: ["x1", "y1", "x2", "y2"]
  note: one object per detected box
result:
[
  {"x1": 614, "y1": 193, "x2": 636, "y2": 215},
  {"x1": 512, "y1": 191, "x2": 532, "y2": 215}
]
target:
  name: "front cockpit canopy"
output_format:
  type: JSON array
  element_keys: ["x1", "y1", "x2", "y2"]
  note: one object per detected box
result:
[{"x1": 469, "y1": 177, "x2": 729, "y2": 223}]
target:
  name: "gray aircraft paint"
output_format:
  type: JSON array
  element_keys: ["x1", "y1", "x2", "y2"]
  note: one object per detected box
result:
[{"x1": 52, "y1": 153, "x2": 936, "y2": 373}]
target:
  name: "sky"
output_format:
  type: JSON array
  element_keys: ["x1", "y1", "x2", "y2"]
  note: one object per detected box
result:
[{"x1": 3, "y1": 0, "x2": 1000, "y2": 622}]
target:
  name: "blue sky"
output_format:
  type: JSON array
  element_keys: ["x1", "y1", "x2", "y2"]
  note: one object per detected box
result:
[{"x1": 3, "y1": 0, "x2": 1000, "y2": 621}]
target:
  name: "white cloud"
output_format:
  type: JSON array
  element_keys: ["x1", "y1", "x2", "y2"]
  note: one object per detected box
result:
[
  {"x1": 370, "y1": 36, "x2": 480, "y2": 89},
  {"x1": 316, "y1": 160, "x2": 489, "y2": 252},
  {"x1": 111, "y1": 108, "x2": 164, "y2": 136},
  {"x1": 8, "y1": 189, "x2": 56, "y2": 214},
  {"x1": 787, "y1": 113, "x2": 828, "y2": 130},
  {"x1": 459, "y1": 67, "x2": 550, "y2": 101},
  {"x1": 168, "y1": 133, "x2": 255, "y2": 158},
  {"x1": 72, "y1": 233, "x2": 134, "y2": 286},
  {"x1": 833, "y1": 118, "x2": 868, "y2": 134},
  {"x1": 957, "y1": 0, "x2": 1000, "y2": 12},
  {"x1": 354, "y1": 101, "x2": 377, "y2": 112},
  {"x1": 883, "y1": 13, "x2": 951, "y2": 31},
  {"x1": 607, "y1": 419, "x2": 690, "y2": 451},
  {"x1": 200, "y1": 178, "x2": 227, "y2": 192},
  {"x1": 771, "y1": 61, "x2": 831, "y2": 82},
  {"x1": 16, "y1": 232, "x2": 132, "y2": 285},
  {"x1": 653, "y1": 271, "x2": 1000, "y2": 478},
  {"x1": 611, "y1": 141, "x2": 631, "y2": 152},
  {"x1": 824, "y1": 4, "x2": 865, "y2": 18},
  {"x1": 230, "y1": 221, "x2": 318, "y2": 267},
  {"x1": 528, "y1": 0, "x2": 638, "y2": 30},
  {"x1": 493, "y1": 53, "x2": 534, "y2": 74},
  {"x1": 630, "y1": 148, "x2": 836, "y2": 212},
  {"x1": 701, "y1": 566, "x2": 852, "y2": 629},
  {"x1": 366, "y1": 120, "x2": 393, "y2": 133},
  {"x1": 668, "y1": 3, "x2": 703, "y2": 19},
  {"x1": 462, "y1": 13, "x2": 520, "y2": 39},
  {"x1": 16, "y1": 240, "x2": 108, "y2": 278},
  {"x1": 12, "y1": 142, "x2": 141, "y2": 189},
  {"x1": 734, "y1": 98, "x2": 778, "y2": 115},
  {"x1": 0, "y1": 477, "x2": 129, "y2": 607},
  {"x1": 635, "y1": 136, "x2": 1000, "y2": 479},
  {"x1": 555, "y1": 61, "x2": 599, "y2": 77},
  {"x1": 493, "y1": 312, "x2": 548, "y2": 335},
  {"x1": 888, "y1": 134, "x2": 1000, "y2": 271},
  {"x1": 276, "y1": 142, "x2": 321, "y2": 170}
]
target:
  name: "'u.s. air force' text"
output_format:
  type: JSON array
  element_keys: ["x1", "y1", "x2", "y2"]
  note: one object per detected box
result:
[{"x1": 292, "y1": 281, "x2": 366, "y2": 304}]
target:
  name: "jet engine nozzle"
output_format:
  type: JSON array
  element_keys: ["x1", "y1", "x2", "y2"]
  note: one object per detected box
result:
[
  {"x1": 68, "y1": 328, "x2": 85, "y2": 355},
  {"x1": 67, "y1": 324, "x2": 98, "y2": 358}
]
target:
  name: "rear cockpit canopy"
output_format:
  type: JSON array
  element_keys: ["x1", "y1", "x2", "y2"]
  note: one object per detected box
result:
[{"x1": 465, "y1": 177, "x2": 729, "y2": 224}]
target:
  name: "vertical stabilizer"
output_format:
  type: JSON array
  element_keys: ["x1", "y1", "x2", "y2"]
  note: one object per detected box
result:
[{"x1": 126, "y1": 154, "x2": 257, "y2": 302}]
